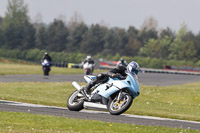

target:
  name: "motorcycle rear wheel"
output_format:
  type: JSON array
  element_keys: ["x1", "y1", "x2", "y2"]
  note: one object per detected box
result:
[
  {"x1": 67, "y1": 91, "x2": 84, "y2": 111},
  {"x1": 108, "y1": 94, "x2": 133, "y2": 115}
]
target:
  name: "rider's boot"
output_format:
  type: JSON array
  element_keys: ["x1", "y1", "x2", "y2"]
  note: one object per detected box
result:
[
  {"x1": 79, "y1": 83, "x2": 92, "y2": 97},
  {"x1": 83, "y1": 84, "x2": 92, "y2": 95},
  {"x1": 78, "y1": 85, "x2": 91, "y2": 101}
]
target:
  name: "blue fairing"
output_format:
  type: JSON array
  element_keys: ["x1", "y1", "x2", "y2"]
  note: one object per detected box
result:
[
  {"x1": 90, "y1": 73, "x2": 140, "y2": 99},
  {"x1": 84, "y1": 75, "x2": 96, "y2": 83},
  {"x1": 125, "y1": 73, "x2": 140, "y2": 96}
]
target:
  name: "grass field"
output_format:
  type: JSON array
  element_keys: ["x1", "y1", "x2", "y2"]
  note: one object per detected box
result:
[{"x1": 0, "y1": 112, "x2": 199, "y2": 133}]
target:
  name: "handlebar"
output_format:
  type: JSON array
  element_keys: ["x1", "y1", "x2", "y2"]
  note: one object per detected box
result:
[{"x1": 117, "y1": 75, "x2": 126, "y2": 80}]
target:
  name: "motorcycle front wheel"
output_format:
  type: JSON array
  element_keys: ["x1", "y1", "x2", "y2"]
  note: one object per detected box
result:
[
  {"x1": 67, "y1": 91, "x2": 84, "y2": 111},
  {"x1": 108, "y1": 94, "x2": 133, "y2": 115},
  {"x1": 85, "y1": 69, "x2": 91, "y2": 75},
  {"x1": 43, "y1": 66, "x2": 50, "y2": 76}
]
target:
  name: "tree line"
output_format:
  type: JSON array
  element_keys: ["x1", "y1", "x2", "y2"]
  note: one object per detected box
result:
[{"x1": 0, "y1": 0, "x2": 200, "y2": 66}]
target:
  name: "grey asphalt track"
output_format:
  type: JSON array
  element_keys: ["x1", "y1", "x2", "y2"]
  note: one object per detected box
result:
[
  {"x1": 0, "y1": 73, "x2": 200, "y2": 130},
  {"x1": 1, "y1": 100, "x2": 200, "y2": 130},
  {"x1": 0, "y1": 72, "x2": 200, "y2": 86}
]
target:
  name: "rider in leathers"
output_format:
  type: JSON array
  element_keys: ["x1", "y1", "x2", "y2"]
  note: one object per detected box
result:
[
  {"x1": 41, "y1": 52, "x2": 52, "y2": 65},
  {"x1": 41, "y1": 52, "x2": 52, "y2": 74},
  {"x1": 117, "y1": 58, "x2": 128, "y2": 67},
  {"x1": 82, "y1": 56, "x2": 95, "y2": 65},
  {"x1": 83, "y1": 64, "x2": 127, "y2": 94}
]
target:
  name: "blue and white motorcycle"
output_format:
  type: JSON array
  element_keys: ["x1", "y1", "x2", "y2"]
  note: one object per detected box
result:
[{"x1": 67, "y1": 72, "x2": 140, "y2": 115}]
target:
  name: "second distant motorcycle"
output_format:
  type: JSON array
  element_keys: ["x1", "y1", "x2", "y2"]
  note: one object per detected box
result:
[
  {"x1": 42, "y1": 59, "x2": 51, "y2": 78},
  {"x1": 83, "y1": 62, "x2": 94, "y2": 75},
  {"x1": 81, "y1": 56, "x2": 95, "y2": 75}
]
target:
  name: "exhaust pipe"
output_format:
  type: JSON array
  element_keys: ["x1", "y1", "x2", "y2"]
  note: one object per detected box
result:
[
  {"x1": 72, "y1": 81, "x2": 82, "y2": 91},
  {"x1": 84, "y1": 102, "x2": 107, "y2": 111}
]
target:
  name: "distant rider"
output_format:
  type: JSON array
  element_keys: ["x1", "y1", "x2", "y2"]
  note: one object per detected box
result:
[
  {"x1": 81, "y1": 56, "x2": 95, "y2": 72},
  {"x1": 41, "y1": 52, "x2": 52, "y2": 65},
  {"x1": 41, "y1": 52, "x2": 52, "y2": 73},
  {"x1": 82, "y1": 61, "x2": 140, "y2": 94},
  {"x1": 117, "y1": 57, "x2": 128, "y2": 67}
]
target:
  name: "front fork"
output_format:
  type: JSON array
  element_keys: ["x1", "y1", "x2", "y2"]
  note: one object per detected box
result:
[{"x1": 116, "y1": 90, "x2": 125, "y2": 102}]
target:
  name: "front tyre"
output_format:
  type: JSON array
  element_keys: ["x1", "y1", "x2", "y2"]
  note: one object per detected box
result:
[
  {"x1": 67, "y1": 91, "x2": 84, "y2": 111},
  {"x1": 43, "y1": 66, "x2": 50, "y2": 76},
  {"x1": 85, "y1": 69, "x2": 91, "y2": 75},
  {"x1": 108, "y1": 94, "x2": 133, "y2": 115}
]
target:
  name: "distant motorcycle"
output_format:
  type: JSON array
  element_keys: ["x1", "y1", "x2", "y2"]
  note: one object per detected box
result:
[
  {"x1": 67, "y1": 72, "x2": 140, "y2": 115},
  {"x1": 83, "y1": 62, "x2": 94, "y2": 75},
  {"x1": 41, "y1": 59, "x2": 50, "y2": 77}
]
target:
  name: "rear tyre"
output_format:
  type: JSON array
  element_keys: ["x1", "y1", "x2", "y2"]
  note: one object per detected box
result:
[
  {"x1": 67, "y1": 91, "x2": 84, "y2": 111},
  {"x1": 108, "y1": 94, "x2": 133, "y2": 115}
]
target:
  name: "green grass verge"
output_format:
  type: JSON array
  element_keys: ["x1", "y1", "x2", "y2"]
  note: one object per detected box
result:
[
  {"x1": 0, "y1": 112, "x2": 199, "y2": 133},
  {"x1": 0, "y1": 63, "x2": 105, "y2": 75},
  {"x1": 0, "y1": 82, "x2": 200, "y2": 121}
]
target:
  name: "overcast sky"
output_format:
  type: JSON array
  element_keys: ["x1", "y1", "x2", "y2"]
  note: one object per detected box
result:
[{"x1": 0, "y1": 0, "x2": 200, "y2": 33}]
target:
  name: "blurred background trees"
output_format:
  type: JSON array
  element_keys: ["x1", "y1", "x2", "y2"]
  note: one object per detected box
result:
[{"x1": 0, "y1": 0, "x2": 200, "y2": 67}]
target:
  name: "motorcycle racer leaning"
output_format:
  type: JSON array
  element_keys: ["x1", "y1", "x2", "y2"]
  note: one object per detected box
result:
[{"x1": 82, "y1": 61, "x2": 140, "y2": 94}]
